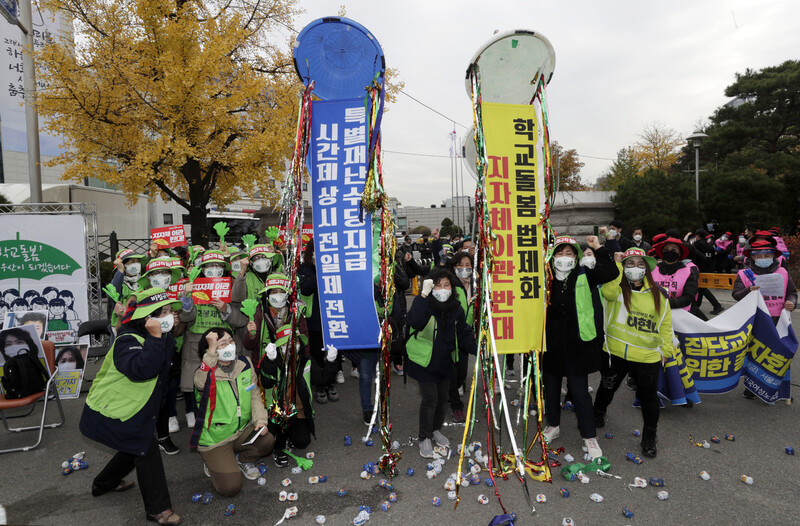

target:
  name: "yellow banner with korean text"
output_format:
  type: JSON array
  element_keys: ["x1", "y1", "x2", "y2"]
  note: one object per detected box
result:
[{"x1": 482, "y1": 102, "x2": 546, "y2": 354}]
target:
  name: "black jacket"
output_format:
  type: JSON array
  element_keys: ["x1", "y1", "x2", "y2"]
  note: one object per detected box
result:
[
  {"x1": 80, "y1": 328, "x2": 175, "y2": 456},
  {"x1": 543, "y1": 246, "x2": 618, "y2": 377},
  {"x1": 405, "y1": 294, "x2": 476, "y2": 383}
]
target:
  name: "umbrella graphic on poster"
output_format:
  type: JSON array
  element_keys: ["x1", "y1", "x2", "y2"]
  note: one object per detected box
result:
[{"x1": 0, "y1": 232, "x2": 82, "y2": 290}]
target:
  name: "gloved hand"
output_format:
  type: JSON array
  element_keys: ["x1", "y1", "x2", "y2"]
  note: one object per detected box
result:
[
  {"x1": 325, "y1": 344, "x2": 338, "y2": 362},
  {"x1": 421, "y1": 279, "x2": 434, "y2": 297},
  {"x1": 265, "y1": 342, "x2": 277, "y2": 360}
]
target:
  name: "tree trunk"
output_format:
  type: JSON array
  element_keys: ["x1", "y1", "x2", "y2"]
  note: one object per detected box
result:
[{"x1": 184, "y1": 158, "x2": 210, "y2": 246}]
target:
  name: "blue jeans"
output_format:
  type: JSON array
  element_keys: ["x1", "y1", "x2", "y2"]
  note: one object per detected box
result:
[{"x1": 358, "y1": 352, "x2": 379, "y2": 414}]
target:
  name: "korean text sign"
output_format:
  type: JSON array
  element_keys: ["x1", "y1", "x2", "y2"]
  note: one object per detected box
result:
[
  {"x1": 308, "y1": 98, "x2": 380, "y2": 350},
  {"x1": 481, "y1": 102, "x2": 545, "y2": 354}
]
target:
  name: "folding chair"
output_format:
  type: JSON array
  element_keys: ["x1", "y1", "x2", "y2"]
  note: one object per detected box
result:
[{"x1": 0, "y1": 340, "x2": 66, "y2": 454}]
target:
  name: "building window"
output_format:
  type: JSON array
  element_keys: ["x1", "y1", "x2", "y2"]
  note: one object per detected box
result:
[
  {"x1": 163, "y1": 213, "x2": 173, "y2": 225},
  {"x1": 182, "y1": 214, "x2": 191, "y2": 224},
  {"x1": 303, "y1": 183, "x2": 308, "y2": 191},
  {"x1": 303, "y1": 200, "x2": 309, "y2": 207}
]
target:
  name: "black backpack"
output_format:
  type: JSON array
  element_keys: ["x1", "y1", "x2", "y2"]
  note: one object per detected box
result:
[{"x1": 1, "y1": 348, "x2": 49, "y2": 399}]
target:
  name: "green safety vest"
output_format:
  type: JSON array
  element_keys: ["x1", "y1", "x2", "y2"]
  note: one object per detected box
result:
[
  {"x1": 574, "y1": 272, "x2": 597, "y2": 342},
  {"x1": 406, "y1": 316, "x2": 459, "y2": 367},
  {"x1": 454, "y1": 287, "x2": 474, "y2": 326},
  {"x1": 602, "y1": 278, "x2": 670, "y2": 364},
  {"x1": 110, "y1": 283, "x2": 137, "y2": 327},
  {"x1": 189, "y1": 304, "x2": 232, "y2": 334},
  {"x1": 86, "y1": 334, "x2": 157, "y2": 421},
  {"x1": 245, "y1": 271, "x2": 266, "y2": 302},
  {"x1": 195, "y1": 363, "x2": 253, "y2": 447}
]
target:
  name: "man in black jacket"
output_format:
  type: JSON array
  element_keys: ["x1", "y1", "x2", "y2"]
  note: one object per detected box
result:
[{"x1": 689, "y1": 229, "x2": 724, "y2": 316}]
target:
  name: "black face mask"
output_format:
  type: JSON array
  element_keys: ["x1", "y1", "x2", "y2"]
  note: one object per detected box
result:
[{"x1": 662, "y1": 250, "x2": 681, "y2": 263}]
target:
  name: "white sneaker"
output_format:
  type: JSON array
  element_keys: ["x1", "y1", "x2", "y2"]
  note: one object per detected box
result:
[
  {"x1": 432, "y1": 430, "x2": 450, "y2": 447},
  {"x1": 236, "y1": 454, "x2": 260, "y2": 480},
  {"x1": 419, "y1": 438, "x2": 434, "y2": 458},
  {"x1": 350, "y1": 368, "x2": 360, "y2": 378},
  {"x1": 168, "y1": 416, "x2": 179, "y2": 434},
  {"x1": 185, "y1": 412, "x2": 196, "y2": 428},
  {"x1": 584, "y1": 437, "x2": 603, "y2": 459},
  {"x1": 336, "y1": 370, "x2": 345, "y2": 384},
  {"x1": 543, "y1": 425, "x2": 560, "y2": 443}
]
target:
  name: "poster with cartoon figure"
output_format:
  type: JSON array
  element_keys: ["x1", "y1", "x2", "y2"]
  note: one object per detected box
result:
[{"x1": 0, "y1": 215, "x2": 88, "y2": 345}]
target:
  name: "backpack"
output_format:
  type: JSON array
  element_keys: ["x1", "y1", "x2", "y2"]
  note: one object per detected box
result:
[{"x1": 1, "y1": 349, "x2": 49, "y2": 399}]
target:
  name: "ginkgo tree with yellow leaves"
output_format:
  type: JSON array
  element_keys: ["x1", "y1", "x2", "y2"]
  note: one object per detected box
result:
[{"x1": 35, "y1": 0, "x2": 303, "y2": 245}]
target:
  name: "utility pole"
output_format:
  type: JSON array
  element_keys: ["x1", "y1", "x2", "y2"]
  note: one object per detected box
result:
[{"x1": 16, "y1": 0, "x2": 43, "y2": 203}]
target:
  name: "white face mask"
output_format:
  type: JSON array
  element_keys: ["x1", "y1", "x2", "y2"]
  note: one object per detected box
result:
[
  {"x1": 218, "y1": 343, "x2": 237, "y2": 361},
  {"x1": 148, "y1": 273, "x2": 172, "y2": 289},
  {"x1": 721, "y1": 236, "x2": 728, "y2": 241},
  {"x1": 455, "y1": 267, "x2": 472, "y2": 279},
  {"x1": 739, "y1": 237, "x2": 746, "y2": 244},
  {"x1": 4, "y1": 343, "x2": 30, "y2": 356},
  {"x1": 203, "y1": 266, "x2": 224, "y2": 278},
  {"x1": 580, "y1": 256, "x2": 596, "y2": 269},
  {"x1": 231, "y1": 260, "x2": 242, "y2": 274},
  {"x1": 553, "y1": 256, "x2": 577, "y2": 272},
  {"x1": 268, "y1": 292, "x2": 287, "y2": 309},
  {"x1": 624, "y1": 267, "x2": 647, "y2": 282},
  {"x1": 157, "y1": 313, "x2": 174, "y2": 333},
  {"x1": 251, "y1": 258, "x2": 272, "y2": 274},
  {"x1": 432, "y1": 288, "x2": 452, "y2": 302},
  {"x1": 633, "y1": 234, "x2": 642, "y2": 242},
  {"x1": 57, "y1": 361, "x2": 77, "y2": 372},
  {"x1": 607, "y1": 229, "x2": 618, "y2": 238},
  {"x1": 754, "y1": 257, "x2": 773, "y2": 268},
  {"x1": 194, "y1": 257, "x2": 203, "y2": 267},
  {"x1": 125, "y1": 262, "x2": 141, "y2": 277}
]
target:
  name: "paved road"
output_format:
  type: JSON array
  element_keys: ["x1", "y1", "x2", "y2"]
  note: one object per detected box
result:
[{"x1": 1, "y1": 291, "x2": 799, "y2": 525}]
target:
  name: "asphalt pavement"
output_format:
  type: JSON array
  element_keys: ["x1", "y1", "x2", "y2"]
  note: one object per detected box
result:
[{"x1": 1, "y1": 290, "x2": 799, "y2": 526}]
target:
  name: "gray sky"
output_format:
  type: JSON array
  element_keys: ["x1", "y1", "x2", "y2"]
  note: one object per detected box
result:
[{"x1": 288, "y1": 0, "x2": 800, "y2": 208}]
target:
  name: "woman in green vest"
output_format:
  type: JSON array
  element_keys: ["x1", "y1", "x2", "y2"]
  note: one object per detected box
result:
[
  {"x1": 447, "y1": 251, "x2": 476, "y2": 423},
  {"x1": 242, "y1": 273, "x2": 314, "y2": 468},
  {"x1": 405, "y1": 268, "x2": 477, "y2": 458},
  {"x1": 178, "y1": 251, "x2": 248, "y2": 430},
  {"x1": 593, "y1": 247, "x2": 674, "y2": 458},
  {"x1": 191, "y1": 327, "x2": 275, "y2": 497},
  {"x1": 541, "y1": 235, "x2": 618, "y2": 460},
  {"x1": 108, "y1": 249, "x2": 147, "y2": 327},
  {"x1": 80, "y1": 288, "x2": 182, "y2": 525}
]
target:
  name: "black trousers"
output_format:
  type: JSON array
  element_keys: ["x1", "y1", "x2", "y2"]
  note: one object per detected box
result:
[
  {"x1": 92, "y1": 436, "x2": 172, "y2": 515},
  {"x1": 270, "y1": 415, "x2": 312, "y2": 451},
  {"x1": 309, "y1": 330, "x2": 336, "y2": 389},
  {"x1": 695, "y1": 288, "x2": 722, "y2": 309},
  {"x1": 417, "y1": 379, "x2": 449, "y2": 440},
  {"x1": 543, "y1": 364, "x2": 596, "y2": 439},
  {"x1": 448, "y1": 350, "x2": 468, "y2": 411},
  {"x1": 594, "y1": 355, "x2": 662, "y2": 429}
]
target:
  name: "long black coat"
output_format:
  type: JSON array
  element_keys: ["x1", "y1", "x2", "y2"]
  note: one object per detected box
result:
[{"x1": 543, "y1": 246, "x2": 618, "y2": 377}]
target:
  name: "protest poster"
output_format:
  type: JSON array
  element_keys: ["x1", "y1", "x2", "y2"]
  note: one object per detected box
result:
[
  {"x1": 191, "y1": 277, "x2": 232, "y2": 304},
  {"x1": 308, "y1": 98, "x2": 380, "y2": 350},
  {"x1": 1, "y1": 215, "x2": 89, "y2": 345},
  {"x1": 53, "y1": 343, "x2": 88, "y2": 399},
  {"x1": 0, "y1": 324, "x2": 48, "y2": 395},
  {"x1": 671, "y1": 292, "x2": 796, "y2": 403},
  {"x1": 481, "y1": 102, "x2": 546, "y2": 353},
  {"x1": 151, "y1": 225, "x2": 187, "y2": 249},
  {"x1": 167, "y1": 277, "x2": 189, "y2": 301}
]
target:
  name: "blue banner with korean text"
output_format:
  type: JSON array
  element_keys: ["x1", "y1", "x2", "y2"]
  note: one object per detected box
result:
[
  {"x1": 672, "y1": 292, "x2": 795, "y2": 403},
  {"x1": 308, "y1": 98, "x2": 380, "y2": 350}
]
